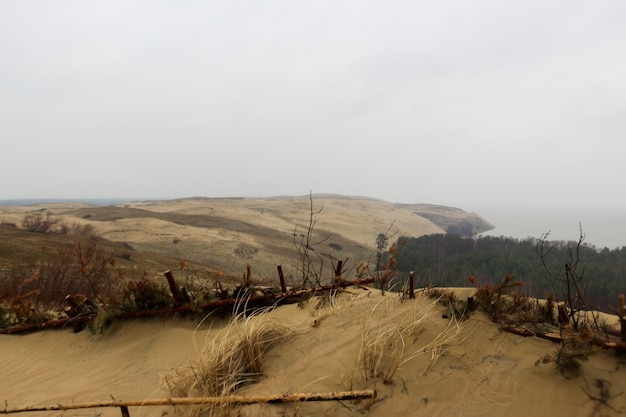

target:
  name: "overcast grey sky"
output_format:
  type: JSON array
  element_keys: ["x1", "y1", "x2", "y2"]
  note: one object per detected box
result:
[{"x1": 1, "y1": 1, "x2": 625, "y2": 210}]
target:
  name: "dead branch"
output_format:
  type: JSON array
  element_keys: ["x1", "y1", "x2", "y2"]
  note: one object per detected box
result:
[
  {"x1": 0, "y1": 278, "x2": 375, "y2": 334},
  {"x1": 0, "y1": 390, "x2": 377, "y2": 414},
  {"x1": 502, "y1": 326, "x2": 626, "y2": 351}
]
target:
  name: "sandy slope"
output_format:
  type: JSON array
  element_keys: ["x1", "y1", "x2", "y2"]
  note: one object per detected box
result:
[{"x1": 1, "y1": 288, "x2": 624, "y2": 417}]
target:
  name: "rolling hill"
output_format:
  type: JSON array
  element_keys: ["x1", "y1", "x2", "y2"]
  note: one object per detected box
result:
[{"x1": 0, "y1": 194, "x2": 493, "y2": 284}]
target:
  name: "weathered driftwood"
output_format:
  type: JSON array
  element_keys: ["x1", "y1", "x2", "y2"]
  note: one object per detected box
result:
[
  {"x1": 501, "y1": 326, "x2": 626, "y2": 351},
  {"x1": 501, "y1": 326, "x2": 562, "y2": 342},
  {"x1": 0, "y1": 277, "x2": 375, "y2": 334},
  {"x1": 0, "y1": 390, "x2": 377, "y2": 414}
]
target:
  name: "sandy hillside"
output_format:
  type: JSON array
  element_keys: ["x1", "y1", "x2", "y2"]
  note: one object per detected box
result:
[
  {"x1": 1, "y1": 288, "x2": 624, "y2": 417},
  {"x1": 0, "y1": 195, "x2": 493, "y2": 281}
]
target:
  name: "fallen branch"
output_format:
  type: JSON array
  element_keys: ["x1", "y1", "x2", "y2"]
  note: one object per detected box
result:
[
  {"x1": 116, "y1": 277, "x2": 375, "y2": 319},
  {"x1": 1, "y1": 390, "x2": 377, "y2": 414},
  {"x1": 0, "y1": 278, "x2": 375, "y2": 334},
  {"x1": 501, "y1": 326, "x2": 562, "y2": 343},
  {"x1": 0, "y1": 313, "x2": 97, "y2": 335},
  {"x1": 590, "y1": 336, "x2": 626, "y2": 351},
  {"x1": 502, "y1": 326, "x2": 626, "y2": 351}
]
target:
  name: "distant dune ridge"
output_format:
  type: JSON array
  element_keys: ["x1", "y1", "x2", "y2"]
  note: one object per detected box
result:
[{"x1": 0, "y1": 194, "x2": 493, "y2": 280}]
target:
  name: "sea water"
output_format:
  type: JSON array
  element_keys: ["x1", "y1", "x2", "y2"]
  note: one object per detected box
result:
[{"x1": 470, "y1": 205, "x2": 626, "y2": 250}]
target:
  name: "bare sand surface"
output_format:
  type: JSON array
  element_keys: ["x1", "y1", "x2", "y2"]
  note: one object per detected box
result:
[{"x1": 2, "y1": 288, "x2": 625, "y2": 417}]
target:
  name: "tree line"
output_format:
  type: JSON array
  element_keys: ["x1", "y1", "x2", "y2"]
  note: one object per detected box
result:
[{"x1": 390, "y1": 233, "x2": 626, "y2": 312}]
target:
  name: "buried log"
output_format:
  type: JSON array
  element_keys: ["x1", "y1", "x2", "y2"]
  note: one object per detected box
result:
[
  {"x1": 0, "y1": 315, "x2": 96, "y2": 335},
  {"x1": 0, "y1": 390, "x2": 377, "y2": 414}
]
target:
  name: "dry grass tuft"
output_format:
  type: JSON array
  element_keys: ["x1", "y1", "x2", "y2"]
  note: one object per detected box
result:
[
  {"x1": 304, "y1": 289, "x2": 365, "y2": 327},
  {"x1": 356, "y1": 297, "x2": 463, "y2": 385},
  {"x1": 163, "y1": 308, "x2": 290, "y2": 416}
]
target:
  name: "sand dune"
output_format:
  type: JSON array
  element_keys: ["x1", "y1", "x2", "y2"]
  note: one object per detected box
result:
[{"x1": 1, "y1": 289, "x2": 624, "y2": 417}]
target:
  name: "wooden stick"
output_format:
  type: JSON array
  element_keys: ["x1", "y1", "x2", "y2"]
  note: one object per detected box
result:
[
  {"x1": 617, "y1": 294, "x2": 626, "y2": 342},
  {"x1": 163, "y1": 270, "x2": 185, "y2": 306},
  {"x1": 277, "y1": 265, "x2": 287, "y2": 293},
  {"x1": 0, "y1": 390, "x2": 376, "y2": 414},
  {"x1": 408, "y1": 271, "x2": 415, "y2": 299}
]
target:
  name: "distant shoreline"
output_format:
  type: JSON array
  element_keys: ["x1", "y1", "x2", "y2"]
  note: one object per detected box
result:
[{"x1": 0, "y1": 198, "x2": 133, "y2": 207}]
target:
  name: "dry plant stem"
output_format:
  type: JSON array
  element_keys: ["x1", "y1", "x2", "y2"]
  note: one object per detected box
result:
[
  {"x1": 419, "y1": 316, "x2": 465, "y2": 375},
  {"x1": 293, "y1": 192, "x2": 330, "y2": 288},
  {"x1": 536, "y1": 228, "x2": 589, "y2": 330}
]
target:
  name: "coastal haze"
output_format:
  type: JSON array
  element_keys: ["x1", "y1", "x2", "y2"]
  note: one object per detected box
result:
[
  {"x1": 471, "y1": 204, "x2": 626, "y2": 250},
  {"x1": 1, "y1": 1, "x2": 625, "y2": 217}
]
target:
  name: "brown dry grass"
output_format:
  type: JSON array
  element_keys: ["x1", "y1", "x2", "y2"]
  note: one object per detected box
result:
[
  {"x1": 162, "y1": 308, "x2": 291, "y2": 416},
  {"x1": 356, "y1": 296, "x2": 464, "y2": 385}
]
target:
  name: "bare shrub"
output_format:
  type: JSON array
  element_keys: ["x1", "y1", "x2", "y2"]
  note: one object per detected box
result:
[
  {"x1": 0, "y1": 241, "x2": 119, "y2": 326},
  {"x1": 536, "y1": 327, "x2": 597, "y2": 378},
  {"x1": 234, "y1": 243, "x2": 258, "y2": 259},
  {"x1": 22, "y1": 211, "x2": 60, "y2": 233},
  {"x1": 21, "y1": 211, "x2": 98, "y2": 237},
  {"x1": 292, "y1": 192, "x2": 330, "y2": 288},
  {"x1": 122, "y1": 276, "x2": 172, "y2": 311},
  {"x1": 468, "y1": 275, "x2": 524, "y2": 322},
  {"x1": 536, "y1": 228, "x2": 590, "y2": 330},
  {"x1": 60, "y1": 222, "x2": 98, "y2": 237},
  {"x1": 328, "y1": 243, "x2": 343, "y2": 251}
]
